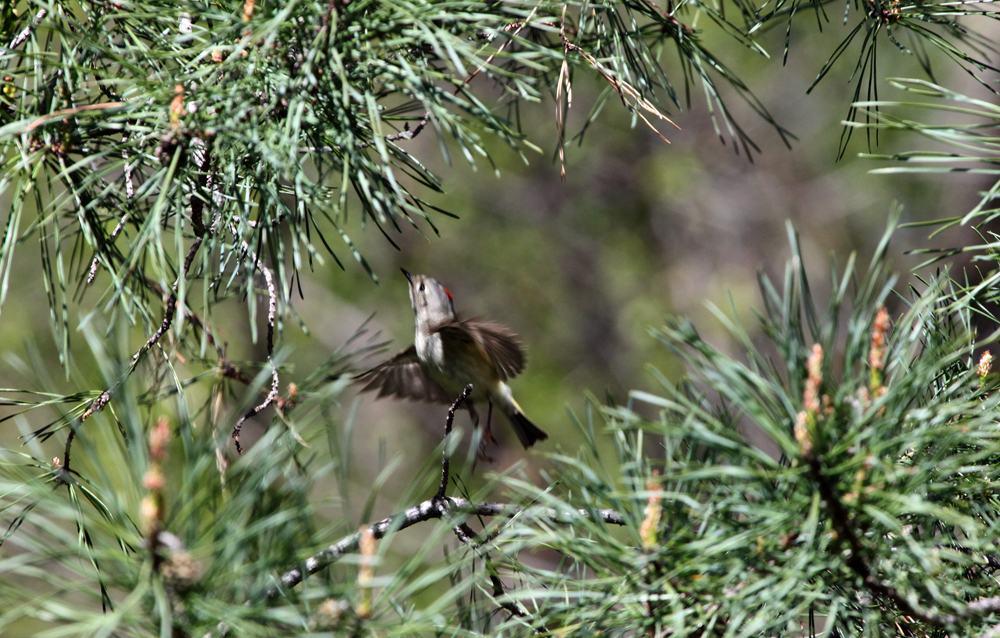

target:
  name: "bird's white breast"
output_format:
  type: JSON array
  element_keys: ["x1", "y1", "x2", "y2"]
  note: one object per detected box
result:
[{"x1": 414, "y1": 329, "x2": 446, "y2": 371}]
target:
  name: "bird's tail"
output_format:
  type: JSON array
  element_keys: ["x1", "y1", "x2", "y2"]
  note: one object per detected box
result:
[{"x1": 507, "y1": 407, "x2": 548, "y2": 448}]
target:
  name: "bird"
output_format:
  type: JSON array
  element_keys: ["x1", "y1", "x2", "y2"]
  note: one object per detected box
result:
[{"x1": 356, "y1": 269, "x2": 548, "y2": 451}]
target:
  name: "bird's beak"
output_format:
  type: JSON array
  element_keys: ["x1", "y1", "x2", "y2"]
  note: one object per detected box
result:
[{"x1": 400, "y1": 268, "x2": 413, "y2": 283}]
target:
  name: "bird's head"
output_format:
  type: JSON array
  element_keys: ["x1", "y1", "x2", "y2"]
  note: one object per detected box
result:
[{"x1": 402, "y1": 269, "x2": 456, "y2": 327}]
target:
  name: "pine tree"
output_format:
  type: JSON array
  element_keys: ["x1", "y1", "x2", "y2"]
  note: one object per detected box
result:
[{"x1": 2, "y1": 0, "x2": 1000, "y2": 636}]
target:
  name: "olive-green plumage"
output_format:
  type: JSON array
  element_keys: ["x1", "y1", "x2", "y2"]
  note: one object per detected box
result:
[{"x1": 358, "y1": 270, "x2": 548, "y2": 448}]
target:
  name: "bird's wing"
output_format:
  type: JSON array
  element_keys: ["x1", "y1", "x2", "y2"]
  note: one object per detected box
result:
[
  {"x1": 436, "y1": 319, "x2": 526, "y2": 380},
  {"x1": 355, "y1": 346, "x2": 454, "y2": 404}
]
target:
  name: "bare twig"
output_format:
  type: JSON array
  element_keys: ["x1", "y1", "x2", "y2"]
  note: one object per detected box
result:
[
  {"x1": 490, "y1": 573, "x2": 538, "y2": 623},
  {"x1": 87, "y1": 141, "x2": 130, "y2": 284},
  {"x1": 85, "y1": 108, "x2": 136, "y2": 286},
  {"x1": 131, "y1": 238, "x2": 204, "y2": 367},
  {"x1": 256, "y1": 497, "x2": 624, "y2": 602},
  {"x1": 189, "y1": 142, "x2": 213, "y2": 237},
  {"x1": 88, "y1": 136, "x2": 134, "y2": 284},
  {"x1": 142, "y1": 277, "x2": 224, "y2": 357},
  {"x1": 359, "y1": 115, "x2": 431, "y2": 148},
  {"x1": 58, "y1": 389, "x2": 111, "y2": 476},
  {"x1": 3, "y1": 9, "x2": 47, "y2": 55},
  {"x1": 323, "y1": 114, "x2": 431, "y2": 152},
  {"x1": 438, "y1": 384, "x2": 474, "y2": 499},
  {"x1": 141, "y1": 277, "x2": 264, "y2": 392},
  {"x1": 87, "y1": 212, "x2": 128, "y2": 282},
  {"x1": 383, "y1": 116, "x2": 429, "y2": 143},
  {"x1": 79, "y1": 390, "x2": 112, "y2": 424},
  {"x1": 452, "y1": 521, "x2": 481, "y2": 546},
  {"x1": 61, "y1": 428, "x2": 76, "y2": 477},
  {"x1": 229, "y1": 222, "x2": 279, "y2": 455},
  {"x1": 449, "y1": 517, "x2": 502, "y2": 549}
]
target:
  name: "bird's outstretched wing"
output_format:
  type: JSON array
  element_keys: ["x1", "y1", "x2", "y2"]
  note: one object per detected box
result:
[
  {"x1": 435, "y1": 319, "x2": 526, "y2": 380},
  {"x1": 355, "y1": 346, "x2": 454, "y2": 403}
]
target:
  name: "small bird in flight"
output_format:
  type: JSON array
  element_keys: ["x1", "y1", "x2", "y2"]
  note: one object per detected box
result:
[{"x1": 357, "y1": 269, "x2": 548, "y2": 451}]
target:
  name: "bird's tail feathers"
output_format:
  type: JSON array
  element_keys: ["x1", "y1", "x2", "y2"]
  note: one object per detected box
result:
[{"x1": 507, "y1": 408, "x2": 548, "y2": 449}]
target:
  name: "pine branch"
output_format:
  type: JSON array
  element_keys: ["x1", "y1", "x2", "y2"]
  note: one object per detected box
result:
[
  {"x1": 808, "y1": 454, "x2": 1000, "y2": 629},
  {"x1": 256, "y1": 496, "x2": 626, "y2": 604}
]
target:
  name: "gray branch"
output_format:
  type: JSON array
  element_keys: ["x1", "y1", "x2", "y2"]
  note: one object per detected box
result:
[{"x1": 255, "y1": 497, "x2": 625, "y2": 603}]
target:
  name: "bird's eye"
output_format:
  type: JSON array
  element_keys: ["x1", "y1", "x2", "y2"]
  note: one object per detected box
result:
[{"x1": 419, "y1": 283, "x2": 425, "y2": 292}]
